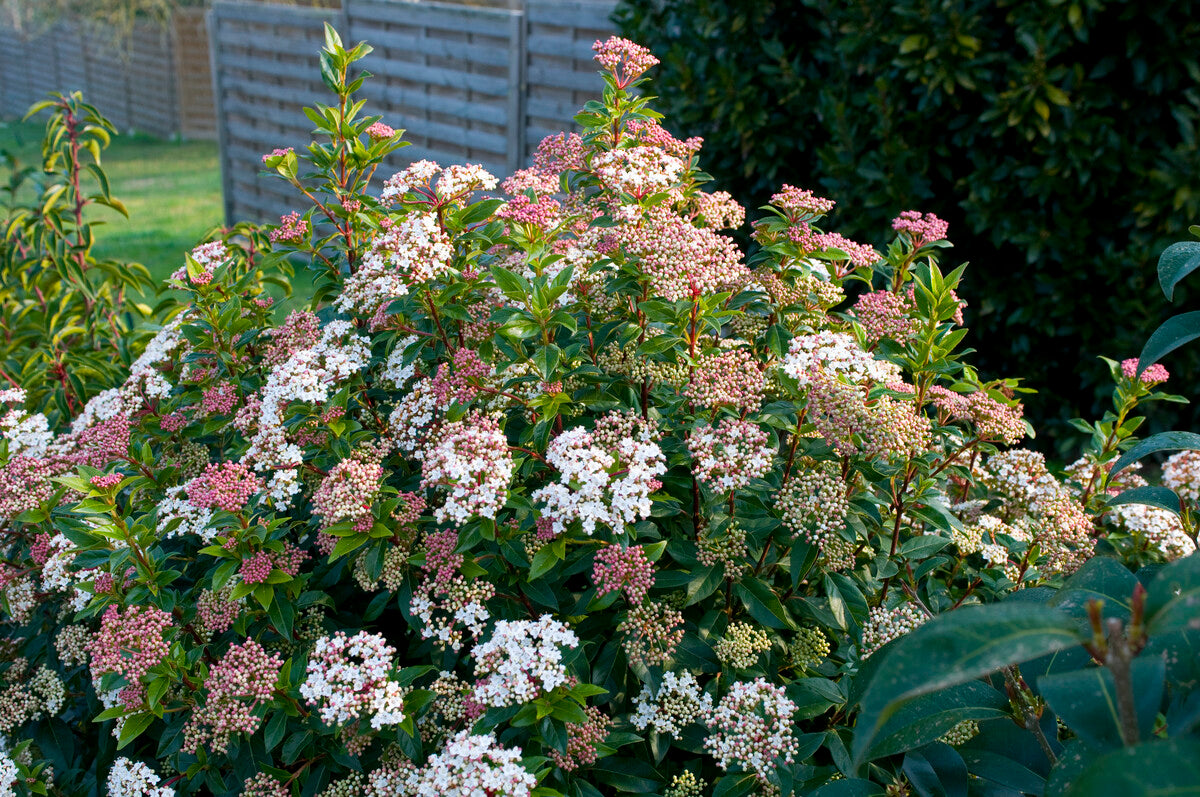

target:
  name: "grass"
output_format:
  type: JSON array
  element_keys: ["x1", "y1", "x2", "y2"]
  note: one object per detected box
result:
[{"x1": 0, "y1": 119, "x2": 223, "y2": 285}]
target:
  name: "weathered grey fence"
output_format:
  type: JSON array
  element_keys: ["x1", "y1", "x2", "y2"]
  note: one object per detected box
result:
[
  {"x1": 0, "y1": 18, "x2": 199, "y2": 140},
  {"x1": 209, "y1": 0, "x2": 619, "y2": 224}
]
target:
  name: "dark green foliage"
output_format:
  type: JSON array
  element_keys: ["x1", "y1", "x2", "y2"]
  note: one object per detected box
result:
[{"x1": 615, "y1": 0, "x2": 1200, "y2": 450}]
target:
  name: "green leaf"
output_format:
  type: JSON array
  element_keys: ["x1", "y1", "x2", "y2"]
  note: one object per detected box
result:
[
  {"x1": 809, "y1": 779, "x2": 885, "y2": 797},
  {"x1": 898, "y1": 535, "x2": 952, "y2": 559},
  {"x1": 957, "y1": 749, "x2": 1046, "y2": 794},
  {"x1": 853, "y1": 603, "x2": 1084, "y2": 767},
  {"x1": 116, "y1": 713, "x2": 154, "y2": 750},
  {"x1": 590, "y1": 758, "x2": 661, "y2": 793},
  {"x1": 866, "y1": 680, "x2": 1009, "y2": 759},
  {"x1": 685, "y1": 564, "x2": 724, "y2": 606},
  {"x1": 1157, "y1": 240, "x2": 1200, "y2": 301},
  {"x1": 1106, "y1": 485, "x2": 1181, "y2": 516},
  {"x1": 1137, "y1": 311, "x2": 1200, "y2": 378},
  {"x1": 1059, "y1": 737, "x2": 1200, "y2": 796},
  {"x1": 1109, "y1": 432, "x2": 1200, "y2": 479},
  {"x1": 1038, "y1": 656, "x2": 1165, "y2": 749},
  {"x1": 735, "y1": 578, "x2": 794, "y2": 629},
  {"x1": 528, "y1": 540, "x2": 564, "y2": 580},
  {"x1": 1145, "y1": 552, "x2": 1200, "y2": 635},
  {"x1": 1049, "y1": 556, "x2": 1139, "y2": 621}
]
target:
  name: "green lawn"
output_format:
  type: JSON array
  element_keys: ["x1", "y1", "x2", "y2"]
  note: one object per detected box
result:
[{"x1": 0, "y1": 120, "x2": 224, "y2": 285}]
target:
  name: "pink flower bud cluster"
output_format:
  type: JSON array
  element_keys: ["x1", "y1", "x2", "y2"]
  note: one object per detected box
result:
[
  {"x1": 201, "y1": 381, "x2": 238, "y2": 416},
  {"x1": 184, "y1": 638, "x2": 282, "y2": 753},
  {"x1": 694, "y1": 190, "x2": 746, "y2": 230},
  {"x1": 399, "y1": 730, "x2": 536, "y2": 797},
  {"x1": 471, "y1": 615, "x2": 579, "y2": 707},
  {"x1": 186, "y1": 462, "x2": 263, "y2": 513},
  {"x1": 0, "y1": 455, "x2": 57, "y2": 519},
  {"x1": 496, "y1": 193, "x2": 563, "y2": 230},
  {"x1": 853, "y1": 290, "x2": 919, "y2": 343},
  {"x1": 770, "y1": 184, "x2": 836, "y2": 220},
  {"x1": 67, "y1": 414, "x2": 132, "y2": 467},
  {"x1": 262, "y1": 310, "x2": 321, "y2": 367},
  {"x1": 159, "y1": 412, "x2": 186, "y2": 432},
  {"x1": 312, "y1": 458, "x2": 384, "y2": 533},
  {"x1": 299, "y1": 631, "x2": 406, "y2": 730},
  {"x1": 704, "y1": 678, "x2": 799, "y2": 786},
  {"x1": 534, "y1": 132, "x2": 586, "y2": 176},
  {"x1": 788, "y1": 226, "x2": 879, "y2": 271},
  {"x1": 592, "y1": 36, "x2": 659, "y2": 84},
  {"x1": 892, "y1": 210, "x2": 949, "y2": 247},
  {"x1": 269, "y1": 211, "x2": 308, "y2": 244},
  {"x1": 90, "y1": 473, "x2": 123, "y2": 490},
  {"x1": 625, "y1": 118, "x2": 703, "y2": 159},
  {"x1": 87, "y1": 604, "x2": 173, "y2": 689},
  {"x1": 1120, "y1": 357, "x2": 1169, "y2": 385},
  {"x1": 592, "y1": 543, "x2": 655, "y2": 603},
  {"x1": 261, "y1": 147, "x2": 293, "y2": 164},
  {"x1": 422, "y1": 528, "x2": 462, "y2": 588},
  {"x1": 615, "y1": 206, "x2": 748, "y2": 301},
  {"x1": 549, "y1": 704, "x2": 612, "y2": 772},
  {"x1": 365, "y1": 121, "x2": 395, "y2": 141},
  {"x1": 419, "y1": 411, "x2": 514, "y2": 526},
  {"x1": 197, "y1": 586, "x2": 240, "y2": 634},
  {"x1": 684, "y1": 348, "x2": 766, "y2": 413},
  {"x1": 688, "y1": 418, "x2": 773, "y2": 492},
  {"x1": 619, "y1": 600, "x2": 684, "y2": 666},
  {"x1": 807, "y1": 373, "x2": 931, "y2": 459},
  {"x1": 430, "y1": 348, "x2": 492, "y2": 405}
]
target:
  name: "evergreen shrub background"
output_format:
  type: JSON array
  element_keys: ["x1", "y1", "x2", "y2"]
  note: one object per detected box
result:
[{"x1": 615, "y1": 0, "x2": 1200, "y2": 451}]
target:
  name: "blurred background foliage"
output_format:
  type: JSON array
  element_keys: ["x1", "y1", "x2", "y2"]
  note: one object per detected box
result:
[{"x1": 615, "y1": 0, "x2": 1200, "y2": 455}]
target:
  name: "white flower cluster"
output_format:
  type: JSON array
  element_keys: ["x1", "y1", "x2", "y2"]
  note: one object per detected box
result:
[
  {"x1": 156, "y1": 485, "x2": 216, "y2": 542},
  {"x1": 38, "y1": 532, "x2": 77, "y2": 593},
  {"x1": 0, "y1": 388, "x2": 25, "y2": 404},
  {"x1": 382, "y1": 336, "x2": 420, "y2": 388},
  {"x1": 533, "y1": 426, "x2": 666, "y2": 536},
  {"x1": 1162, "y1": 450, "x2": 1200, "y2": 504},
  {"x1": 860, "y1": 603, "x2": 928, "y2": 659},
  {"x1": 380, "y1": 160, "x2": 497, "y2": 206},
  {"x1": 593, "y1": 146, "x2": 685, "y2": 197},
  {"x1": 106, "y1": 757, "x2": 175, "y2": 797},
  {"x1": 389, "y1": 378, "x2": 440, "y2": 455},
  {"x1": 780, "y1": 330, "x2": 900, "y2": 386},
  {"x1": 245, "y1": 321, "x2": 371, "y2": 468},
  {"x1": 396, "y1": 730, "x2": 535, "y2": 797},
  {"x1": 418, "y1": 413, "x2": 514, "y2": 526},
  {"x1": 0, "y1": 408, "x2": 52, "y2": 458},
  {"x1": 631, "y1": 670, "x2": 714, "y2": 735},
  {"x1": 0, "y1": 750, "x2": 15, "y2": 797},
  {"x1": 71, "y1": 319, "x2": 184, "y2": 434},
  {"x1": 704, "y1": 678, "x2": 799, "y2": 785},
  {"x1": 300, "y1": 631, "x2": 406, "y2": 730},
  {"x1": 687, "y1": 419, "x2": 773, "y2": 492},
  {"x1": 471, "y1": 615, "x2": 579, "y2": 707},
  {"x1": 337, "y1": 212, "x2": 454, "y2": 314},
  {"x1": 1108, "y1": 502, "x2": 1196, "y2": 561},
  {"x1": 265, "y1": 468, "x2": 302, "y2": 511}
]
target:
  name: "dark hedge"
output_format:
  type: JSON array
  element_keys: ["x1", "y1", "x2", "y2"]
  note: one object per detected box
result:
[{"x1": 614, "y1": 0, "x2": 1200, "y2": 453}]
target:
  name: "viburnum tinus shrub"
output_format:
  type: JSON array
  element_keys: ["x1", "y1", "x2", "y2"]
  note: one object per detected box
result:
[
  {"x1": 0, "y1": 93, "x2": 159, "y2": 423},
  {"x1": 2, "y1": 24, "x2": 1199, "y2": 796}
]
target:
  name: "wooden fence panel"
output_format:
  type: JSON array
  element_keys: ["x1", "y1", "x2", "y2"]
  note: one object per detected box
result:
[
  {"x1": 84, "y1": 37, "x2": 133, "y2": 132},
  {"x1": 128, "y1": 22, "x2": 179, "y2": 139},
  {"x1": 347, "y1": 0, "x2": 522, "y2": 180},
  {"x1": 524, "y1": 0, "x2": 617, "y2": 160},
  {"x1": 175, "y1": 8, "x2": 217, "y2": 140},
  {"x1": 209, "y1": 1, "x2": 341, "y2": 224},
  {"x1": 0, "y1": 28, "x2": 32, "y2": 117},
  {"x1": 52, "y1": 24, "x2": 89, "y2": 97}
]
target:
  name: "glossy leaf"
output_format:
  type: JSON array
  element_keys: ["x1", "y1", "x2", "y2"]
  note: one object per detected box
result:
[
  {"x1": 866, "y1": 680, "x2": 1009, "y2": 759},
  {"x1": 1038, "y1": 657, "x2": 1165, "y2": 748},
  {"x1": 1060, "y1": 738, "x2": 1200, "y2": 796},
  {"x1": 853, "y1": 604, "x2": 1084, "y2": 766},
  {"x1": 1108, "y1": 432, "x2": 1200, "y2": 478},
  {"x1": 1157, "y1": 240, "x2": 1200, "y2": 301},
  {"x1": 1136, "y1": 310, "x2": 1200, "y2": 378}
]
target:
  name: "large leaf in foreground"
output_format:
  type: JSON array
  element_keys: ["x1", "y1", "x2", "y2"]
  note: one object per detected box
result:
[
  {"x1": 1059, "y1": 738, "x2": 1200, "y2": 796},
  {"x1": 852, "y1": 604, "x2": 1084, "y2": 767},
  {"x1": 1109, "y1": 432, "x2": 1200, "y2": 479}
]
